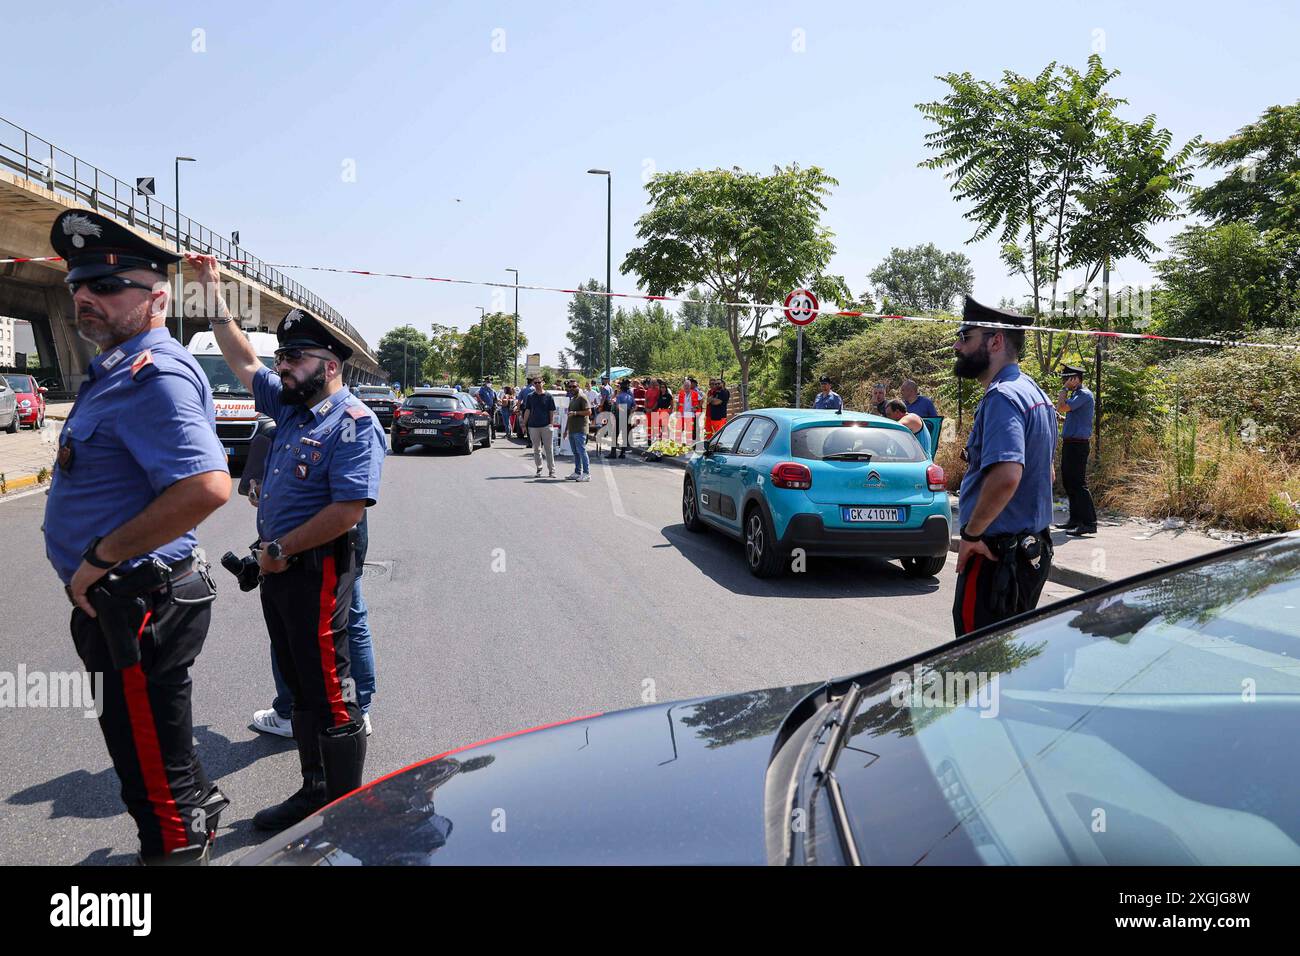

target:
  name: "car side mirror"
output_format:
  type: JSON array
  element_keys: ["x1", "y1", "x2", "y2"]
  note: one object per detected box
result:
[
  {"x1": 694, "y1": 440, "x2": 711, "y2": 455},
  {"x1": 39, "y1": 386, "x2": 48, "y2": 394}
]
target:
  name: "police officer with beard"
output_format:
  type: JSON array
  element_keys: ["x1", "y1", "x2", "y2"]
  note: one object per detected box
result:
[
  {"x1": 191, "y1": 253, "x2": 384, "y2": 832},
  {"x1": 952, "y1": 296, "x2": 1056, "y2": 637},
  {"x1": 43, "y1": 211, "x2": 232, "y2": 864}
]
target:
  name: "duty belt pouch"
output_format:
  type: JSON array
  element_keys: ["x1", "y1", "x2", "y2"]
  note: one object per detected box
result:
[
  {"x1": 985, "y1": 535, "x2": 1021, "y2": 619},
  {"x1": 87, "y1": 585, "x2": 148, "y2": 670}
]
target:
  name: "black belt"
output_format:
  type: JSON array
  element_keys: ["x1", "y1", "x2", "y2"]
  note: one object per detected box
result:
[
  {"x1": 66, "y1": 554, "x2": 197, "y2": 605},
  {"x1": 1063, "y1": 437, "x2": 1091, "y2": 444}
]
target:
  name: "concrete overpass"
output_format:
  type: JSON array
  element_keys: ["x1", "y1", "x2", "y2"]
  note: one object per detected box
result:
[{"x1": 0, "y1": 115, "x2": 383, "y2": 390}]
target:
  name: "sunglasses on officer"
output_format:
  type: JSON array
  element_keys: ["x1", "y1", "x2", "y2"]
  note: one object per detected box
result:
[
  {"x1": 66, "y1": 275, "x2": 159, "y2": 297},
  {"x1": 273, "y1": 347, "x2": 334, "y2": 366},
  {"x1": 955, "y1": 327, "x2": 996, "y2": 345}
]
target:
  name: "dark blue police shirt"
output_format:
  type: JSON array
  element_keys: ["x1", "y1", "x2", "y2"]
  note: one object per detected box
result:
[
  {"x1": 252, "y1": 367, "x2": 384, "y2": 543},
  {"x1": 1062, "y1": 386, "x2": 1095, "y2": 440},
  {"x1": 44, "y1": 326, "x2": 228, "y2": 584},
  {"x1": 957, "y1": 363, "x2": 1055, "y2": 535},
  {"x1": 906, "y1": 394, "x2": 938, "y2": 419},
  {"x1": 813, "y1": 390, "x2": 843, "y2": 410}
]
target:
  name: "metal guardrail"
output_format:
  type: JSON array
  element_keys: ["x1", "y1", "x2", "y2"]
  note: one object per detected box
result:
[{"x1": 0, "y1": 114, "x2": 376, "y2": 363}]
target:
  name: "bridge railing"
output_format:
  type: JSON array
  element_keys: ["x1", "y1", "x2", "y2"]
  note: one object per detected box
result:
[{"x1": 0, "y1": 115, "x2": 375, "y2": 363}]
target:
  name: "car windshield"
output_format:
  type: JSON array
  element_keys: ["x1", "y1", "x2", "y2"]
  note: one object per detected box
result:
[
  {"x1": 819, "y1": 536, "x2": 1300, "y2": 865},
  {"x1": 359, "y1": 389, "x2": 396, "y2": 400},
  {"x1": 792, "y1": 424, "x2": 925, "y2": 463},
  {"x1": 2, "y1": 375, "x2": 32, "y2": 392},
  {"x1": 403, "y1": 396, "x2": 460, "y2": 410},
  {"x1": 195, "y1": 355, "x2": 274, "y2": 396}
]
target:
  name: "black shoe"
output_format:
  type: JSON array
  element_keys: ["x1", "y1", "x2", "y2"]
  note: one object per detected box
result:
[
  {"x1": 1067, "y1": 525, "x2": 1098, "y2": 536},
  {"x1": 252, "y1": 782, "x2": 327, "y2": 832},
  {"x1": 1054, "y1": 521, "x2": 1079, "y2": 530},
  {"x1": 320, "y1": 720, "x2": 368, "y2": 801}
]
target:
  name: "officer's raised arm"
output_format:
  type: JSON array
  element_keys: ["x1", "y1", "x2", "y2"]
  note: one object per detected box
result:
[{"x1": 187, "y1": 252, "x2": 262, "y2": 390}]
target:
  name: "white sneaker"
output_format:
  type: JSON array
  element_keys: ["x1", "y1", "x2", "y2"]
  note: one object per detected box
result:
[
  {"x1": 251, "y1": 707, "x2": 293, "y2": 738},
  {"x1": 535, "y1": 468, "x2": 542, "y2": 477},
  {"x1": 565, "y1": 473, "x2": 580, "y2": 480},
  {"x1": 578, "y1": 474, "x2": 591, "y2": 482},
  {"x1": 363, "y1": 712, "x2": 372, "y2": 736}
]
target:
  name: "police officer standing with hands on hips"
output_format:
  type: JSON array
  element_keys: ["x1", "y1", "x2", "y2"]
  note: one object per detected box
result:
[
  {"x1": 191, "y1": 252, "x2": 384, "y2": 832},
  {"x1": 952, "y1": 296, "x2": 1056, "y2": 637},
  {"x1": 43, "y1": 210, "x2": 232, "y2": 865},
  {"x1": 1055, "y1": 363, "x2": 1098, "y2": 535}
]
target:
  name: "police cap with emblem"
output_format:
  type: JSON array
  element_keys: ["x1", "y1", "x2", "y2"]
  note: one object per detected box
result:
[
  {"x1": 1059, "y1": 363, "x2": 1087, "y2": 378},
  {"x1": 50, "y1": 209, "x2": 181, "y2": 283},
  {"x1": 960, "y1": 295, "x2": 1033, "y2": 330},
  {"x1": 277, "y1": 308, "x2": 354, "y2": 363}
]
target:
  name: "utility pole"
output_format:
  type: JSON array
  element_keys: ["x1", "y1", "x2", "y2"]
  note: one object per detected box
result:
[
  {"x1": 588, "y1": 169, "x2": 612, "y2": 379},
  {"x1": 506, "y1": 268, "x2": 519, "y2": 387},
  {"x1": 174, "y1": 156, "x2": 195, "y2": 345},
  {"x1": 476, "y1": 306, "x2": 486, "y2": 379}
]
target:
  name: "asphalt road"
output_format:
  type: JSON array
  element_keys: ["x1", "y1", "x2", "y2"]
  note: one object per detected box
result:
[{"x1": 0, "y1": 434, "x2": 1078, "y2": 864}]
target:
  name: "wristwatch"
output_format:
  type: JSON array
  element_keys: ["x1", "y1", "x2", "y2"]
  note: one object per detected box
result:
[
  {"x1": 265, "y1": 540, "x2": 286, "y2": 561},
  {"x1": 959, "y1": 525, "x2": 985, "y2": 543},
  {"x1": 82, "y1": 536, "x2": 119, "y2": 570}
]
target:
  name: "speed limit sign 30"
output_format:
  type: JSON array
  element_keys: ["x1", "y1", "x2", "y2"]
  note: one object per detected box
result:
[{"x1": 784, "y1": 289, "x2": 818, "y2": 326}]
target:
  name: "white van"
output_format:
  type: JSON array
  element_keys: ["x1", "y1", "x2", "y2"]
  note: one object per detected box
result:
[{"x1": 187, "y1": 330, "x2": 279, "y2": 469}]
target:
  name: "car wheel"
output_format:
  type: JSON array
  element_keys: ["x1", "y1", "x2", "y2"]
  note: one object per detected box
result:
[
  {"x1": 391, "y1": 440, "x2": 405, "y2": 454},
  {"x1": 4, "y1": 411, "x2": 16, "y2": 434},
  {"x1": 461, "y1": 428, "x2": 474, "y2": 455},
  {"x1": 682, "y1": 476, "x2": 706, "y2": 532},
  {"x1": 901, "y1": 554, "x2": 947, "y2": 578},
  {"x1": 479, "y1": 424, "x2": 491, "y2": 448},
  {"x1": 744, "y1": 505, "x2": 783, "y2": 578}
]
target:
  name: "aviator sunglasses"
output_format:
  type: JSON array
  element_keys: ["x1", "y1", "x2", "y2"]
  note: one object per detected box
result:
[{"x1": 66, "y1": 275, "x2": 158, "y2": 296}]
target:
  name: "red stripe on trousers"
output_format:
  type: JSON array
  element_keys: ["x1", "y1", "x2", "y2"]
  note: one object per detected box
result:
[
  {"x1": 316, "y1": 554, "x2": 351, "y2": 726},
  {"x1": 120, "y1": 610, "x2": 189, "y2": 855},
  {"x1": 961, "y1": 555, "x2": 983, "y2": 634}
]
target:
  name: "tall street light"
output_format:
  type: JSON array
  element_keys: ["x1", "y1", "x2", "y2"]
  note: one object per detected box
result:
[
  {"x1": 174, "y1": 156, "x2": 196, "y2": 345},
  {"x1": 587, "y1": 169, "x2": 611, "y2": 381},
  {"x1": 505, "y1": 268, "x2": 519, "y2": 387},
  {"x1": 476, "y1": 306, "x2": 486, "y2": 379}
]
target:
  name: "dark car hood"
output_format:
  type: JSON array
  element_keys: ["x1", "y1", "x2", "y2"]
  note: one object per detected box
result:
[{"x1": 240, "y1": 684, "x2": 818, "y2": 865}]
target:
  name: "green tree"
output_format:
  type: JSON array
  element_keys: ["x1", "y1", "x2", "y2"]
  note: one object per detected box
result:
[
  {"x1": 1152, "y1": 223, "x2": 1300, "y2": 338},
  {"x1": 613, "y1": 302, "x2": 676, "y2": 372},
  {"x1": 561, "y1": 279, "x2": 608, "y2": 375},
  {"x1": 918, "y1": 54, "x2": 1197, "y2": 370},
  {"x1": 678, "y1": 287, "x2": 729, "y2": 330},
  {"x1": 455, "y1": 312, "x2": 527, "y2": 381},
  {"x1": 869, "y1": 243, "x2": 974, "y2": 313},
  {"x1": 377, "y1": 325, "x2": 430, "y2": 388},
  {"x1": 1192, "y1": 100, "x2": 1300, "y2": 234},
  {"x1": 421, "y1": 322, "x2": 463, "y2": 383},
  {"x1": 622, "y1": 164, "x2": 849, "y2": 409}
]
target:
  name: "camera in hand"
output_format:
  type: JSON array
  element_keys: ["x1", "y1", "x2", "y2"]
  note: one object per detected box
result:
[{"x1": 220, "y1": 549, "x2": 261, "y2": 592}]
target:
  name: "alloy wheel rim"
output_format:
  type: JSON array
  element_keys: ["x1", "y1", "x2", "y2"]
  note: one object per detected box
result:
[
  {"x1": 684, "y1": 482, "x2": 695, "y2": 521},
  {"x1": 747, "y1": 515, "x2": 763, "y2": 566}
]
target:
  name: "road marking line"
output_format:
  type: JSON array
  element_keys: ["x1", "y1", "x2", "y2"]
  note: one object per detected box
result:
[{"x1": 601, "y1": 463, "x2": 659, "y2": 533}]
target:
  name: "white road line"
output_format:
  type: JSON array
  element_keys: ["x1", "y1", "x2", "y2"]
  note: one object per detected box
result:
[{"x1": 601, "y1": 463, "x2": 659, "y2": 533}]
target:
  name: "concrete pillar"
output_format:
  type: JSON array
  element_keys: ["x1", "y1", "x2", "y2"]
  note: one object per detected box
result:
[{"x1": 43, "y1": 286, "x2": 93, "y2": 391}]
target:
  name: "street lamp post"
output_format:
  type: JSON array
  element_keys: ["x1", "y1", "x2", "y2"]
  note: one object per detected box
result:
[
  {"x1": 174, "y1": 156, "x2": 195, "y2": 345},
  {"x1": 587, "y1": 169, "x2": 611, "y2": 380},
  {"x1": 476, "y1": 306, "x2": 486, "y2": 379},
  {"x1": 505, "y1": 268, "x2": 519, "y2": 387}
]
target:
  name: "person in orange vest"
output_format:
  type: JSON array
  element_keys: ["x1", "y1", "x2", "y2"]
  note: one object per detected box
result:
[{"x1": 677, "y1": 377, "x2": 702, "y2": 441}]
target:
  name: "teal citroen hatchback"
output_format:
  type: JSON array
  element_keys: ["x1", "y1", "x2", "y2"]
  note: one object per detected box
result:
[{"x1": 682, "y1": 409, "x2": 952, "y2": 578}]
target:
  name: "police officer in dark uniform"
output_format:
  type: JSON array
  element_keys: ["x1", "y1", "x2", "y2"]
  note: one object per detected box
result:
[
  {"x1": 952, "y1": 296, "x2": 1056, "y2": 637},
  {"x1": 193, "y1": 253, "x2": 384, "y2": 832},
  {"x1": 43, "y1": 210, "x2": 233, "y2": 864},
  {"x1": 1055, "y1": 363, "x2": 1098, "y2": 535}
]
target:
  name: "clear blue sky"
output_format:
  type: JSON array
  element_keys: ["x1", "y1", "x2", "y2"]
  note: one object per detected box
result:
[{"x1": 3, "y1": 0, "x2": 1295, "y2": 365}]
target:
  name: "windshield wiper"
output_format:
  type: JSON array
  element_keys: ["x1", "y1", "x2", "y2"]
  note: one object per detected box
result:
[
  {"x1": 822, "y1": 453, "x2": 873, "y2": 461},
  {"x1": 813, "y1": 682, "x2": 864, "y2": 865}
]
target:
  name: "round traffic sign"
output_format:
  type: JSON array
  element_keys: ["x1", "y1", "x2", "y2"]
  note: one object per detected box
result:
[{"x1": 784, "y1": 289, "x2": 818, "y2": 326}]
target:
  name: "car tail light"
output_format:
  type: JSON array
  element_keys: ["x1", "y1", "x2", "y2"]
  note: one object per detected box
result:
[
  {"x1": 446, "y1": 411, "x2": 466, "y2": 420},
  {"x1": 770, "y1": 462, "x2": 813, "y2": 490},
  {"x1": 926, "y1": 463, "x2": 946, "y2": 492},
  {"x1": 396, "y1": 409, "x2": 414, "y2": 418}
]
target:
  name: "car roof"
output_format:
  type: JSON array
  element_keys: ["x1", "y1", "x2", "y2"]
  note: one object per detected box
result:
[
  {"x1": 741, "y1": 407, "x2": 910, "y2": 431},
  {"x1": 410, "y1": 388, "x2": 459, "y2": 396}
]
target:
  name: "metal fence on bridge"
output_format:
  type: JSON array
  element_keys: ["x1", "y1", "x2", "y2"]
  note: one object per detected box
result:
[{"x1": 0, "y1": 114, "x2": 374, "y2": 361}]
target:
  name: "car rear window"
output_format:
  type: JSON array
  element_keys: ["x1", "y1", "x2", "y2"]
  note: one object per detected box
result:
[
  {"x1": 791, "y1": 424, "x2": 925, "y2": 463},
  {"x1": 403, "y1": 396, "x2": 459, "y2": 410}
]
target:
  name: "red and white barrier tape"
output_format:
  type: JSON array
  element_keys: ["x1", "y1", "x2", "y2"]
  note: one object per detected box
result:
[{"x1": 7, "y1": 252, "x2": 1298, "y2": 353}]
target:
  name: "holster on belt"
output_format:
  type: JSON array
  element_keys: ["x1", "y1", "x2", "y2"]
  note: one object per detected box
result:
[
  {"x1": 981, "y1": 532, "x2": 1050, "y2": 619},
  {"x1": 79, "y1": 557, "x2": 199, "y2": 671},
  {"x1": 297, "y1": 526, "x2": 360, "y2": 573}
]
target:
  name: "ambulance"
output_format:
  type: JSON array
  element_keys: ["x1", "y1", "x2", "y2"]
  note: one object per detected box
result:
[{"x1": 187, "y1": 330, "x2": 278, "y2": 471}]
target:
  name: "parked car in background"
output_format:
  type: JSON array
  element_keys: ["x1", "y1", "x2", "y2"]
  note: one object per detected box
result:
[
  {"x1": 355, "y1": 385, "x2": 401, "y2": 428},
  {"x1": 391, "y1": 388, "x2": 492, "y2": 455},
  {"x1": 682, "y1": 409, "x2": 952, "y2": 578},
  {"x1": 0, "y1": 378, "x2": 17, "y2": 433},
  {"x1": 1, "y1": 373, "x2": 45, "y2": 429},
  {"x1": 239, "y1": 533, "x2": 1300, "y2": 866}
]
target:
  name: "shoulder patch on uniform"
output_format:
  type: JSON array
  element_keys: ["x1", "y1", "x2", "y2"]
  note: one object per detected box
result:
[
  {"x1": 345, "y1": 406, "x2": 368, "y2": 420},
  {"x1": 130, "y1": 349, "x2": 156, "y2": 380}
]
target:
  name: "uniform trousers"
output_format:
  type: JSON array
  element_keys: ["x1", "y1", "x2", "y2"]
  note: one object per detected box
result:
[
  {"x1": 952, "y1": 531, "x2": 1054, "y2": 637},
  {"x1": 70, "y1": 572, "x2": 218, "y2": 860},
  {"x1": 1061, "y1": 439, "x2": 1097, "y2": 528}
]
